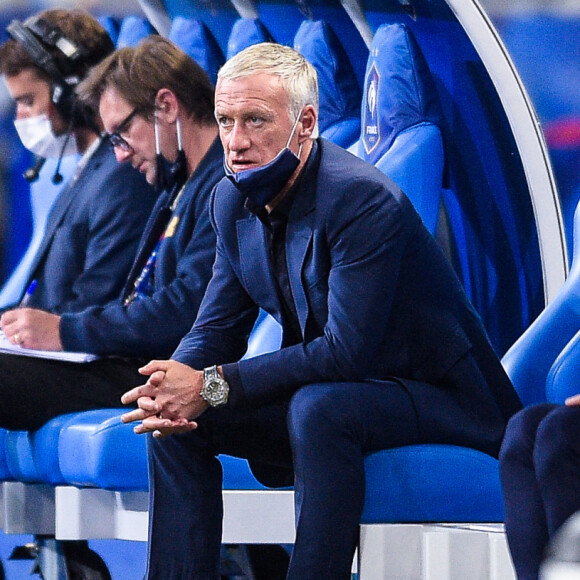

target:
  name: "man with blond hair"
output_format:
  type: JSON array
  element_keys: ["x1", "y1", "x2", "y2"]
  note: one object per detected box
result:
[{"x1": 123, "y1": 42, "x2": 521, "y2": 579}]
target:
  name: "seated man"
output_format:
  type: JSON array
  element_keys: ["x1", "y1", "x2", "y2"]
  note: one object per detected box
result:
[
  {"x1": 0, "y1": 36, "x2": 222, "y2": 431},
  {"x1": 500, "y1": 399, "x2": 580, "y2": 580},
  {"x1": 0, "y1": 9, "x2": 155, "y2": 315},
  {"x1": 122, "y1": 42, "x2": 523, "y2": 580}
]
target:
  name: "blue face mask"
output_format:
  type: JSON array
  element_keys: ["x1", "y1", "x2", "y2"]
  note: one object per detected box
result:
[
  {"x1": 154, "y1": 116, "x2": 188, "y2": 194},
  {"x1": 224, "y1": 114, "x2": 303, "y2": 207}
]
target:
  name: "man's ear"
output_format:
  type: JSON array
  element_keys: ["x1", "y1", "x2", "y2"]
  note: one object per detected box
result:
[
  {"x1": 154, "y1": 88, "x2": 179, "y2": 123},
  {"x1": 298, "y1": 105, "x2": 317, "y2": 141}
]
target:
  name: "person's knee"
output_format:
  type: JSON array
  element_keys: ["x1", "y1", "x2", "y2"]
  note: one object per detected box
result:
[
  {"x1": 500, "y1": 404, "x2": 554, "y2": 467},
  {"x1": 287, "y1": 383, "x2": 345, "y2": 448},
  {"x1": 534, "y1": 405, "x2": 580, "y2": 480}
]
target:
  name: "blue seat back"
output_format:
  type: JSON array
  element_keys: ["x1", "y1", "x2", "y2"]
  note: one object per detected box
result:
[
  {"x1": 293, "y1": 20, "x2": 361, "y2": 149},
  {"x1": 226, "y1": 18, "x2": 273, "y2": 59},
  {"x1": 97, "y1": 16, "x2": 120, "y2": 46},
  {"x1": 546, "y1": 329, "x2": 580, "y2": 404},
  {"x1": 351, "y1": 23, "x2": 444, "y2": 234},
  {"x1": 116, "y1": 16, "x2": 156, "y2": 48},
  {"x1": 169, "y1": 17, "x2": 225, "y2": 86}
]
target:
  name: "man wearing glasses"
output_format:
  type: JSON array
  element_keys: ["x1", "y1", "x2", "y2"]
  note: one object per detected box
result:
[
  {"x1": 0, "y1": 35, "x2": 222, "y2": 432},
  {"x1": 0, "y1": 9, "x2": 156, "y2": 323}
]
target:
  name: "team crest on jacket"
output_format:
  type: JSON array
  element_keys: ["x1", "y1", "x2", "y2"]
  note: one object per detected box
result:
[{"x1": 363, "y1": 61, "x2": 380, "y2": 154}]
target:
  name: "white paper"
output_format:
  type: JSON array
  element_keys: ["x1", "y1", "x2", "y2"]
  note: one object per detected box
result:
[{"x1": 0, "y1": 331, "x2": 99, "y2": 363}]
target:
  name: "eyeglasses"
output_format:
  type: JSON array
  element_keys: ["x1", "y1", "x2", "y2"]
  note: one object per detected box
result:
[{"x1": 108, "y1": 108, "x2": 140, "y2": 152}]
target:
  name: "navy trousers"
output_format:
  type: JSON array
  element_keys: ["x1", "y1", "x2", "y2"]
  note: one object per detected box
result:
[
  {"x1": 145, "y1": 380, "x2": 421, "y2": 580},
  {"x1": 0, "y1": 353, "x2": 144, "y2": 430},
  {"x1": 499, "y1": 403, "x2": 580, "y2": 580}
]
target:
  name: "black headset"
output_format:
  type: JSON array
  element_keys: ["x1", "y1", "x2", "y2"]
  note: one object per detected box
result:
[
  {"x1": 6, "y1": 17, "x2": 88, "y2": 124},
  {"x1": 6, "y1": 17, "x2": 98, "y2": 183}
]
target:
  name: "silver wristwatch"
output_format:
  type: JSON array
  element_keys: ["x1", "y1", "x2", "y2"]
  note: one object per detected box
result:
[{"x1": 201, "y1": 365, "x2": 230, "y2": 407}]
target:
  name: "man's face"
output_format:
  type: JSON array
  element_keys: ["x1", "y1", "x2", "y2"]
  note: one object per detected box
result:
[
  {"x1": 3, "y1": 68, "x2": 67, "y2": 134},
  {"x1": 99, "y1": 86, "x2": 157, "y2": 185},
  {"x1": 215, "y1": 73, "x2": 298, "y2": 174}
]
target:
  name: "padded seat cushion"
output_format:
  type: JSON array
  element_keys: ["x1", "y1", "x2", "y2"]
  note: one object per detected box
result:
[
  {"x1": 361, "y1": 444, "x2": 503, "y2": 523},
  {"x1": 3, "y1": 413, "x2": 80, "y2": 484},
  {"x1": 58, "y1": 409, "x2": 148, "y2": 492},
  {"x1": 57, "y1": 409, "x2": 268, "y2": 492}
]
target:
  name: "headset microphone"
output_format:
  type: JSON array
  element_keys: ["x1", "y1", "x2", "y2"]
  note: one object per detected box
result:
[
  {"x1": 51, "y1": 113, "x2": 75, "y2": 185},
  {"x1": 23, "y1": 156, "x2": 46, "y2": 183},
  {"x1": 52, "y1": 166, "x2": 63, "y2": 185}
]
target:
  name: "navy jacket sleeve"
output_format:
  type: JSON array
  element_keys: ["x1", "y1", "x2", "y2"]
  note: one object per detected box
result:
[
  {"x1": 59, "y1": 141, "x2": 223, "y2": 359},
  {"x1": 58, "y1": 160, "x2": 155, "y2": 312},
  {"x1": 25, "y1": 142, "x2": 157, "y2": 314}
]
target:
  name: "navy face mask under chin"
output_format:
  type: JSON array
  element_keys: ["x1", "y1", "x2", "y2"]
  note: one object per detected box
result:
[
  {"x1": 224, "y1": 114, "x2": 302, "y2": 207},
  {"x1": 154, "y1": 116, "x2": 188, "y2": 194}
]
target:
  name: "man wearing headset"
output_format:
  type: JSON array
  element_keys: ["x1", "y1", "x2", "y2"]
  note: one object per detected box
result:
[
  {"x1": 0, "y1": 10, "x2": 159, "y2": 427},
  {"x1": 0, "y1": 9, "x2": 155, "y2": 318}
]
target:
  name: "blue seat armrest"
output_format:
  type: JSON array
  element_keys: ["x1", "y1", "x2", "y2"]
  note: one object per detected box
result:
[{"x1": 546, "y1": 329, "x2": 580, "y2": 404}]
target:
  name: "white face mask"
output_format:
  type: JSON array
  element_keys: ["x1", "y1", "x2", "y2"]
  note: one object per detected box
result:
[{"x1": 14, "y1": 114, "x2": 78, "y2": 158}]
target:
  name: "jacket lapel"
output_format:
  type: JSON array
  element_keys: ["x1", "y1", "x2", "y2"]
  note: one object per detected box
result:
[
  {"x1": 25, "y1": 175, "x2": 79, "y2": 283},
  {"x1": 27, "y1": 140, "x2": 106, "y2": 283},
  {"x1": 237, "y1": 216, "x2": 283, "y2": 325},
  {"x1": 286, "y1": 178, "x2": 316, "y2": 337}
]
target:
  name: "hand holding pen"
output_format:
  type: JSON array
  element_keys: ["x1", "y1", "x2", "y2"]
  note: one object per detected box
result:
[
  {"x1": 19, "y1": 279, "x2": 37, "y2": 308},
  {"x1": 0, "y1": 281, "x2": 63, "y2": 350}
]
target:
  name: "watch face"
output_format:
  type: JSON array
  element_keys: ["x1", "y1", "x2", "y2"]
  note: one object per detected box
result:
[{"x1": 205, "y1": 378, "x2": 228, "y2": 405}]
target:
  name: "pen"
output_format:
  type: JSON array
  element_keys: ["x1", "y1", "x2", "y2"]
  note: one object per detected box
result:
[{"x1": 19, "y1": 280, "x2": 37, "y2": 307}]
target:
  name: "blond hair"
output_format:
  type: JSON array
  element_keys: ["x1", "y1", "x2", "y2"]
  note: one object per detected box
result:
[{"x1": 218, "y1": 42, "x2": 319, "y2": 137}]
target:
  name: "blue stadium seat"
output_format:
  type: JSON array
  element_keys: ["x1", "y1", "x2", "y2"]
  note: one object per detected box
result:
[
  {"x1": 293, "y1": 20, "x2": 361, "y2": 149},
  {"x1": 58, "y1": 409, "x2": 148, "y2": 491},
  {"x1": 503, "y1": 200, "x2": 580, "y2": 407},
  {"x1": 362, "y1": 444, "x2": 503, "y2": 523},
  {"x1": 334, "y1": 22, "x2": 502, "y2": 528},
  {"x1": 360, "y1": 195, "x2": 580, "y2": 527},
  {"x1": 56, "y1": 409, "x2": 268, "y2": 492},
  {"x1": 97, "y1": 16, "x2": 120, "y2": 46},
  {"x1": 351, "y1": 23, "x2": 444, "y2": 234},
  {"x1": 226, "y1": 18, "x2": 273, "y2": 59},
  {"x1": 168, "y1": 17, "x2": 225, "y2": 86},
  {"x1": 3, "y1": 412, "x2": 82, "y2": 485},
  {"x1": 115, "y1": 15, "x2": 156, "y2": 48}
]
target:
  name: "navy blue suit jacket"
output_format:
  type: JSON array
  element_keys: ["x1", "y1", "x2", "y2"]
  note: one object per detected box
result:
[
  {"x1": 173, "y1": 139, "x2": 522, "y2": 456},
  {"x1": 60, "y1": 138, "x2": 223, "y2": 360},
  {"x1": 23, "y1": 138, "x2": 156, "y2": 313}
]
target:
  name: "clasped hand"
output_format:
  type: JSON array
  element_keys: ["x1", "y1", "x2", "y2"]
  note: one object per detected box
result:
[{"x1": 121, "y1": 359, "x2": 209, "y2": 438}]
